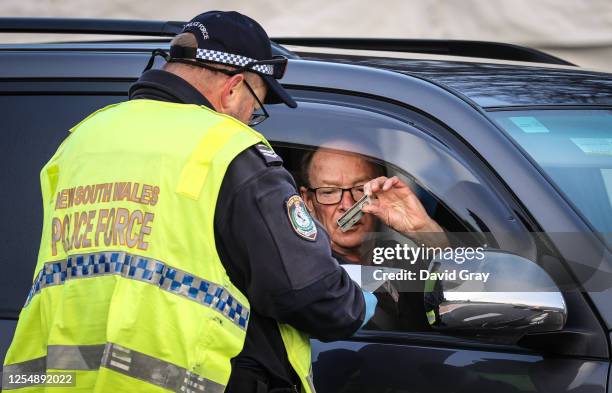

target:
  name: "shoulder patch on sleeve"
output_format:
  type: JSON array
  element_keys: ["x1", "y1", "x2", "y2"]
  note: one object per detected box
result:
[
  {"x1": 255, "y1": 144, "x2": 283, "y2": 166},
  {"x1": 286, "y1": 195, "x2": 318, "y2": 241}
]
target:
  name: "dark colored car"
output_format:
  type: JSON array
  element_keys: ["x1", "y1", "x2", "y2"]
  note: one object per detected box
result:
[{"x1": 1, "y1": 18, "x2": 612, "y2": 393}]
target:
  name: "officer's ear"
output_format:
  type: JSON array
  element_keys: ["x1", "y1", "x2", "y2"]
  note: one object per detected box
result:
[
  {"x1": 219, "y1": 74, "x2": 246, "y2": 113},
  {"x1": 300, "y1": 186, "x2": 315, "y2": 213}
]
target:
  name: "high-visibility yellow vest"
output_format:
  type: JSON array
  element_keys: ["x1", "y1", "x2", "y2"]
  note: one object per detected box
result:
[{"x1": 3, "y1": 100, "x2": 315, "y2": 393}]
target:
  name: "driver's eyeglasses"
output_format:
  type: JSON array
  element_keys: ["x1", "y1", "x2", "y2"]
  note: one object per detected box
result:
[
  {"x1": 308, "y1": 185, "x2": 365, "y2": 205},
  {"x1": 242, "y1": 80, "x2": 269, "y2": 126}
]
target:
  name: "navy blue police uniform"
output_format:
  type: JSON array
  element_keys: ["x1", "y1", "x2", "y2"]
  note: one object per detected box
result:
[{"x1": 129, "y1": 69, "x2": 366, "y2": 391}]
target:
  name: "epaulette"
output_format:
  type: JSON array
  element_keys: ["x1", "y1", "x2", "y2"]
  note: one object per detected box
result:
[{"x1": 254, "y1": 143, "x2": 283, "y2": 166}]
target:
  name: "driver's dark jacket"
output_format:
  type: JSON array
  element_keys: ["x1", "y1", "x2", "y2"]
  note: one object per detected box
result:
[
  {"x1": 332, "y1": 241, "x2": 430, "y2": 332},
  {"x1": 129, "y1": 70, "x2": 365, "y2": 387}
]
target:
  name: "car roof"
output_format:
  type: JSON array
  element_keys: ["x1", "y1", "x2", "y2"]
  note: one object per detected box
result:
[
  {"x1": 2, "y1": 36, "x2": 612, "y2": 109},
  {"x1": 292, "y1": 51, "x2": 612, "y2": 108}
]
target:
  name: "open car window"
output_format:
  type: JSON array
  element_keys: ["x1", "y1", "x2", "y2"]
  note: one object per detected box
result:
[
  {"x1": 259, "y1": 101, "x2": 533, "y2": 249},
  {"x1": 258, "y1": 99, "x2": 537, "y2": 333}
]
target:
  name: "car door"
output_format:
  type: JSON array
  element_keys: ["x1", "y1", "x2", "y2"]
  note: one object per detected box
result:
[
  {"x1": 0, "y1": 83, "x2": 127, "y2": 370},
  {"x1": 257, "y1": 89, "x2": 610, "y2": 393}
]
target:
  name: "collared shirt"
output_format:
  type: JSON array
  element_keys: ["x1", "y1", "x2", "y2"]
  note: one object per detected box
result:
[{"x1": 130, "y1": 69, "x2": 365, "y2": 387}]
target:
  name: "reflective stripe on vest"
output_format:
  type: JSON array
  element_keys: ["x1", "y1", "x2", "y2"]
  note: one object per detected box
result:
[
  {"x1": 25, "y1": 251, "x2": 250, "y2": 330},
  {"x1": 2, "y1": 343, "x2": 224, "y2": 393},
  {"x1": 305, "y1": 365, "x2": 316, "y2": 393}
]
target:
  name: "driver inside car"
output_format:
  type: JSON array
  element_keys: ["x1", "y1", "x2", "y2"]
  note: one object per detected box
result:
[{"x1": 299, "y1": 142, "x2": 448, "y2": 330}]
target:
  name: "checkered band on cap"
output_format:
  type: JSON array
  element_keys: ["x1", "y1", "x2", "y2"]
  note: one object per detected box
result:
[{"x1": 195, "y1": 49, "x2": 274, "y2": 75}]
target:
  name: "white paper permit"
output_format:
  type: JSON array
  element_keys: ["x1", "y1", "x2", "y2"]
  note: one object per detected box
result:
[
  {"x1": 509, "y1": 116, "x2": 550, "y2": 134},
  {"x1": 571, "y1": 138, "x2": 612, "y2": 156},
  {"x1": 340, "y1": 264, "x2": 404, "y2": 292}
]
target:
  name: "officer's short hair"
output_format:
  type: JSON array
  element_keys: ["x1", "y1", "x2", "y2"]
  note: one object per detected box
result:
[{"x1": 170, "y1": 32, "x2": 198, "y2": 48}]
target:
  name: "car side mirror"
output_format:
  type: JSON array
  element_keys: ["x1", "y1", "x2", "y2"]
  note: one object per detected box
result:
[{"x1": 424, "y1": 250, "x2": 567, "y2": 343}]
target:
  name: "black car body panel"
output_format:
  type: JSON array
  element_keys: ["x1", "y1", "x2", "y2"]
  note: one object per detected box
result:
[
  {"x1": 311, "y1": 339, "x2": 609, "y2": 393},
  {"x1": 298, "y1": 54, "x2": 612, "y2": 107}
]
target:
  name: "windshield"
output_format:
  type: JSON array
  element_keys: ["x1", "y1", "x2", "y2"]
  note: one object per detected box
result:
[{"x1": 490, "y1": 109, "x2": 612, "y2": 233}]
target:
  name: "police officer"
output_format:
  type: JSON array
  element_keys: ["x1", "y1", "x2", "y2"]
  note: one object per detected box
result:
[{"x1": 2, "y1": 11, "x2": 377, "y2": 393}]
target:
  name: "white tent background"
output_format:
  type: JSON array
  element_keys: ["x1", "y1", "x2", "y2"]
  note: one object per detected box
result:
[{"x1": 3, "y1": 0, "x2": 612, "y2": 72}]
